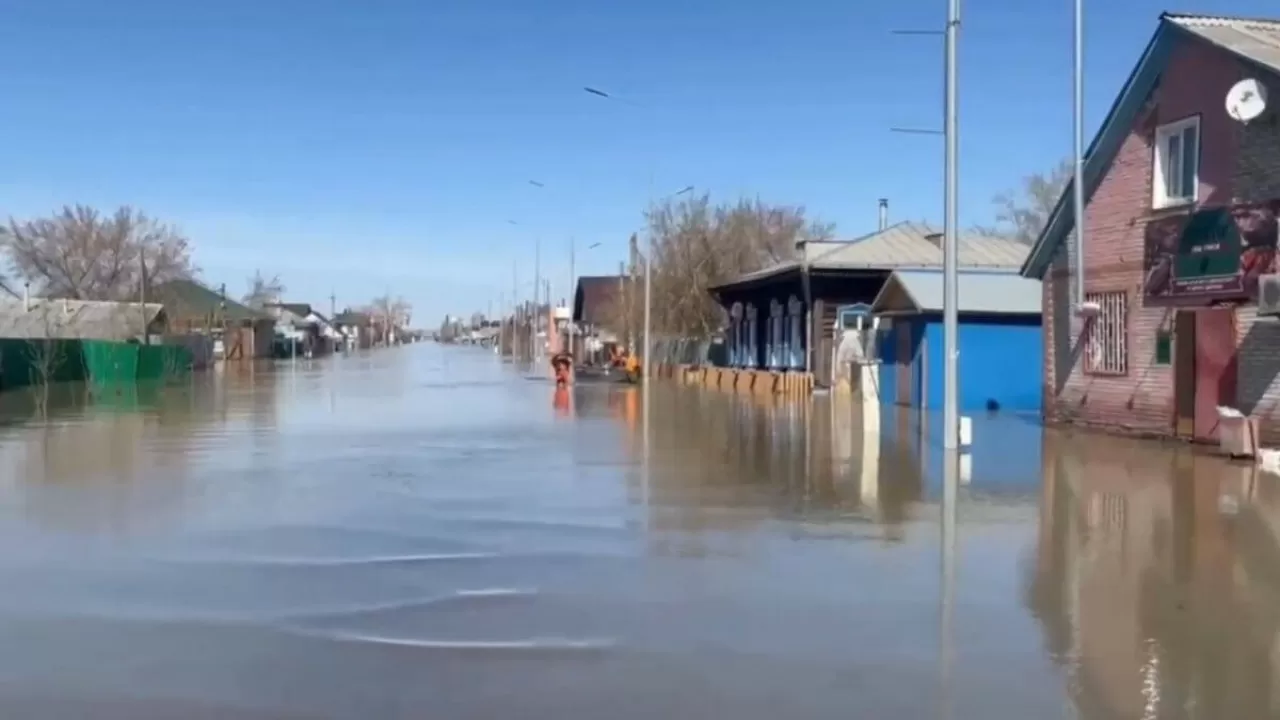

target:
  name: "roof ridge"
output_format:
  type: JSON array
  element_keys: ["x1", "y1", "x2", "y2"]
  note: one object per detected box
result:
[{"x1": 1164, "y1": 12, "x2": 1280, "y2": 29}]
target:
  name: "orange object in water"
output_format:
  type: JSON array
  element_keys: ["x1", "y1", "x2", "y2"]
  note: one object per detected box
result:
[
  {"x1": 622, "y1": 387, "x2": 638, "y2": 427},
  {"x1": 553, "y1": 385, "x2": 572, "y2": 415}
]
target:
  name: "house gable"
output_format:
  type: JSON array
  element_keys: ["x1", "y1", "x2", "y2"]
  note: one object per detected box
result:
[{"x1": 1021, "y1": 14, "x2": 1280, "y2": 280}]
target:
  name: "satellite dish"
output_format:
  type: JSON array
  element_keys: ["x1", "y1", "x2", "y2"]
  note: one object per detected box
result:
[{"x1": 1226, "y1": 78, "x2": 1268, "y2": 123}]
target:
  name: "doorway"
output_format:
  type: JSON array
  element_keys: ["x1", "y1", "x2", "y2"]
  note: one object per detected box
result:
[{"x1": 1174, "y1": 308, "x2": 1238, "y2": 442}]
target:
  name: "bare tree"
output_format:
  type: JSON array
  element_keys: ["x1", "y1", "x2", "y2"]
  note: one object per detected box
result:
[
  {"x1": 1, "y1": 205, "x2": 197, "y2": 300},
  {"x1": 976, "y1": 159, "x2": 1072, "y2": 245},
  {"x1": 367, "y1": 295, "x2": 412, "y2": 345},
  {"x1": 24, "y1": 303, "x2": 68, "y2": 416},
  {"x1": 643, "y1": 193, "x2": 834, "y2": 338},
  {"x1": 243, "y1": 270, "x2": 285, "y2": 309}
]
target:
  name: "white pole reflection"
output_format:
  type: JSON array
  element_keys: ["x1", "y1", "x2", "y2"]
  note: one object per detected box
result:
[
  {"x1": 642, "y1": 386, "x2": 651, "y2": 535},
  {"x1": 940, "y1": 447, "x2": 958, "y2": 720}
]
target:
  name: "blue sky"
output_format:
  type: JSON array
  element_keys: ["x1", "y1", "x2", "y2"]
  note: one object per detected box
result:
[{"x1": 0, "y1": 0, "x2": 1273, "y2": 323}]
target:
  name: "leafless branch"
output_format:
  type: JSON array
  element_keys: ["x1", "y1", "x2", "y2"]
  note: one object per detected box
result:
[
  {"x1": 639, "y1": 192, "x2": 834, "y2": 339},
  {"x1": 0, "y1": 205, "x2": 197, "y2": 300},
  {"x1": 977, "y1": 159, "x2": 1072, "y2": 244},
  {"x1": 243, "y1": 270, "x2": 286, "y2": 309}
]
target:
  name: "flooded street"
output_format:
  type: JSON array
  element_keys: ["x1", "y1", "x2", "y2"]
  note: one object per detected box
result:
[{"x1": 0, "y1": 343, "x2": 1275, "y2": 718}]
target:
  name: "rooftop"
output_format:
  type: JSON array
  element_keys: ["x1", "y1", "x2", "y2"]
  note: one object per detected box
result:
[
  {"x1": 1167, "y1": 14, "x2": 1280, "y2": 74},
  {"x1": 713, "y1": 221, "x2": 1031, "y2": 292},
  {"x1": 0, "y1": 299, "x2": 165, "y2": 340},
  {"x1": 151, "y1": 279, "x2": 268, "y2": 323},
  {"x1": 872, "y1": 269, "x2": 1042, "y2": 316}
]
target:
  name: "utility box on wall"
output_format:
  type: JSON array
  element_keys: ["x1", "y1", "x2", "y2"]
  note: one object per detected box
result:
[{"x1": 1257, "y1": 274, "x2": 1280, "y2": 316}]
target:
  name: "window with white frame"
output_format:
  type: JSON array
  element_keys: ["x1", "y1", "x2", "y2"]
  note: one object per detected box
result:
[
  {"x1": 1152, "y1": 115, "x2": 1200, "y2": 209},
  {"x1": 1085, "y1": 291, "x2": 1128, "y2": 375}
]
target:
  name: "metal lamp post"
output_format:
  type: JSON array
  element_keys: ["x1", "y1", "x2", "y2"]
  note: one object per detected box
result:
[
  {"x1": 890, "y1": 9, "x2": 960, "y2": 452},
  {"x1": 942, "y1": 0, "x2": 960, "y2": 451},
  {"x1": 583, "y1": 85, "x2": 694, "y2": 524},
  {"x1": 640, "y1": 185, "x2": 694, "y2": 379}
]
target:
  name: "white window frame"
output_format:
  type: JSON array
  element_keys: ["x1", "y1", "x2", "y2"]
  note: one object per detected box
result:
[
  {"x1": 1151, "y1": 115, "x2": 1200, "y2": 210},
  {"x1": 1084, "y1": 291, "x2": 1128, "y2": 375}
]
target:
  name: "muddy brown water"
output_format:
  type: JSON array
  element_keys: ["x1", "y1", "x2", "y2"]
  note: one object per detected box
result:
[{"x1": 0, "y1": 343, "x2": 1274, "y2": 719}]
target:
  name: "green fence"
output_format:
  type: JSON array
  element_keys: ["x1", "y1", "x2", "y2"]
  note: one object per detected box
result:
[{"x1": 0, "y1": 338, "x2": 192, "y2": 393}]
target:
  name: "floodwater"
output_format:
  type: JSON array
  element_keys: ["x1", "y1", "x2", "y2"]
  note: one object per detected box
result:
[{"x1": 0, "y1": 344, "x2": 1275, "y2": 718}]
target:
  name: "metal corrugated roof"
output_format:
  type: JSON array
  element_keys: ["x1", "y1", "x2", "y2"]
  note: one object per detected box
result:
[
  {"x1": 872, "y1": 269, "x2": 1042, "y2": 315},
  {"x1": 709, "y1": 222, "x2": 1030, "y2": 293},
  {"x1": 806, "y1": 222, "x2": 1029, "y2": 270},
  {"x1": 1168, "y1": 14, "x2": 1280, "y2": 74},
  {"x1": 151, "y1": 279, "x2": 268, "y2": 322},
  {"x1": 0, "y1": 299, "x2": 164, "y2": 340}
]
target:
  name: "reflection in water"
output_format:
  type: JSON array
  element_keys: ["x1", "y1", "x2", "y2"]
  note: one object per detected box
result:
[
  {"x1": 1030, "y1": 432, "x2": 1280, "y2": 720},
  {"x1": 553, "y1": 385, "x2": 572, "y2": 417},
  {"x1": 1, "y1": 346, "x2": 1279, "y2": 718}
]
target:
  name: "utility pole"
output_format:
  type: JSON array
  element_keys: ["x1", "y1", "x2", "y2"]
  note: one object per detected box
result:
[
  {"x1": 942, "y1": 0, "x2": 960, "y2": 452},
  {"x1": 512, "y1": 262, "x2": 520, "y2": 360},
  {"x1": 618, "y1": 260, "x2": 627, "y2": 354},
  {"x1": 329, "y1": 291, "x2": 336, "y2": 319},
  {"x1": 533, "y1": 237, "x2": 541, "y2": 363},
  {"x1": 1073, "y1": 0, "x2": 1087, "y2": 310},
  {"x1": 568, "y1": 237, "x2": 575, "y2": 359},
  {"x1": 498, "y1": 291, "x2": 505, "y2": 354},
  {"x1": 627, "y1": 235, "x2": 638, "y2": 352},
  {"x1": 139, "y1": 250, "x2": 149, "y2": 346}
]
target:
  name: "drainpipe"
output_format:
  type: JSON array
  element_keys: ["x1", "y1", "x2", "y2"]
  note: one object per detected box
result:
[{"x1": 878, "y1": 198, "x2": 889, "y2": 231}]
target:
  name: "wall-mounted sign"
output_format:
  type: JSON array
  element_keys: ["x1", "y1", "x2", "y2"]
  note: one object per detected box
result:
[{"x1": 1142, "y1": 199, "x2": 1280, "y2": 305}]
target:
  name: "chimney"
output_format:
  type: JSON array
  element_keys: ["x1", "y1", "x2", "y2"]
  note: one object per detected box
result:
[
  {"x1": 878, "y1": 199, "x2": 889, "y2": 231},
  {"x1": 22, "y1": 282, "x2": 29, "y2": 312}
]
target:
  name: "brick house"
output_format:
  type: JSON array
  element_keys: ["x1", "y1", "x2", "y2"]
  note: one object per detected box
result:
[{"x1": 1021, "y1": 13, "x2": 1280, "y2": 443}]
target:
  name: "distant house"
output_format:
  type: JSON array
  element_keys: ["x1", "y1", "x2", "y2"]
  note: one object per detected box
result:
[
  {"x1": 572, "y1": 275, "x2": 627, "y2": 359},
  {"x1": 1019, "y1": 13, "x2": 1280, "y2": 443},
  {"x1": 708, "y1": 221, "x2": 1029, "y2": 387},
  {"x1": 151, "y1": 279, "x2": 275, "y2": 360},
  {"x1": 264, "y1": 302, "x2": 336, "y2": 357},
  {"x1": 0, "y1": 298, "x2": 166, "y2": 341},
  {"x1": 331, "y1": 309, "x2": 373, "y2": 350},
  {"x1": 871, "y1": 269, "x2": 1043, "y2": 412}
]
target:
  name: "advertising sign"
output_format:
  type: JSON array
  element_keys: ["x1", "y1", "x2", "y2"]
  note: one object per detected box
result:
[{"x1": 1142, "y1": 199, "x2": 1280, "y2": 305}]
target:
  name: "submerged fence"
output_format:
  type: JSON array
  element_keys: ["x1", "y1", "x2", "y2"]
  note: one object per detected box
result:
[
  {"x1": 0, "y1": 338, "x2": 193, "y2": 393},
  {"x1": 648, "y1": 336, "x2": 728, "y2": 368}
]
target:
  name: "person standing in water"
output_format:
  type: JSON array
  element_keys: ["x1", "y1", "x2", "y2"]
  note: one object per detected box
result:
[{"x1": 550, "y1": 351, "x2": 574, "y2": 386}]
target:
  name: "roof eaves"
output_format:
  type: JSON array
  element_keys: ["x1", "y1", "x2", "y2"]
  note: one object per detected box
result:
[{"x1": 706, "y1": 262, "x2": 801, "y2": 293}]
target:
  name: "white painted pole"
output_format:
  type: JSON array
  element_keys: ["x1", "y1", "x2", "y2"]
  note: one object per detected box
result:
[
  {"x1": 942, "y1": 0, "x2": 961, "y2": 451},
  {"x1": 568, "y1": 237, "x2": 576, "y2": 359},
  {"x1": 1073, "y1": 0, "x2": 1087, "y2": 309},
  {"x1": 534, "y1": 236, "x2": 541, "y2": 363}
]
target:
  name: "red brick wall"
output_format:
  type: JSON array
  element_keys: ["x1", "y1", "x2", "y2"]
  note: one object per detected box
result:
[
  {"x1": 1043, "y1": 35, "x2": 1248, "y2": 436},
  {"x1": 1232, "y1": 73, "x2": 1280, "y2": 443}
]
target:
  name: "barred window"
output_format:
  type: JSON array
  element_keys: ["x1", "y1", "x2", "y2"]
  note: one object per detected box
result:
[{"x1": 1085, "y1": 291, "x2": 1128, "y2": 375}]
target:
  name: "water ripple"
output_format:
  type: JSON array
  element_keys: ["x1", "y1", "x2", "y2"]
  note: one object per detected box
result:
[{"x1": 292, "y1": 629, "x2": 617, "y2": 653}]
